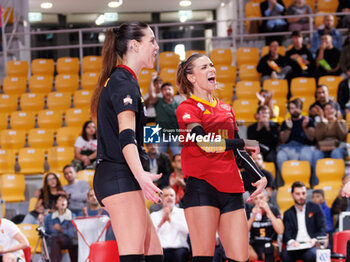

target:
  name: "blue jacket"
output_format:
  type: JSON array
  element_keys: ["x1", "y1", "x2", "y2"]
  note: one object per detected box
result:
[
  {"x1": 321, "y1": 201, "x2": 333, "y2": 232},
  {"x1": 44, "y1": 209, "x2": 76, "y2": 239}
]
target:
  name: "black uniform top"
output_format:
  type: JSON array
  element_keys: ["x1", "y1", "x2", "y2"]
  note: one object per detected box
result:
[{"x1": 97, "y1": 65, "x2": 147, "y2": 164}]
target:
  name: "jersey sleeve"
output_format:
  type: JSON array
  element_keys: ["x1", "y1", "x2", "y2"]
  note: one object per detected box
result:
[
  {"x1": 176, "y1": 101, "x2": 202, "y2": 125},
  {"x1": 4, "y1": 219, "x2": 20, "y2": 238}
]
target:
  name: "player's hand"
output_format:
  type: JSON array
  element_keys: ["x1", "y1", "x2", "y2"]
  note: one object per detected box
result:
[
  {"x1": 136, "y1": 171, "x2": 163, "y2": 203},
  {"x1": 243, "y1": 139, "x2": 260, "y2": 156},
  {"x1": 342, "y1": 181, "x2": 350, "y2": 198},
  {"x1": 247, "y1": 176, "x2": 267, "y2": 202},
  {"x1": 285, "y1": 118, "x2": 293, "y2": 129}
]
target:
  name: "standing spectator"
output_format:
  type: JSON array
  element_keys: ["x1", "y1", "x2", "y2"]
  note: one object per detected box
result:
[
  {"x1": 337, "y1": 0, "x2": 350, "y2": 28},
  {"x1": 44, "y1": 194, "x2": 78, "y2": 262},
  {"x1": 71, "y1": 120, "x2": 97, "y2": 171},
  {"x1": 287, "y1": 0, "x2": 313, "y2": 32},
  {"x1": 315, "y1": 33, "x2": 341, "y2": 78},
  {"x1": 248, "y1": 105, "x2": 279, "y2": 164},
  {"x1": 337, "y1": 65, "x2": 350, "y2": 118},
  {"x1": 312, "y1": 189, "x2": 333, "y2": 234},
  {"x1": 150, "y1": 187, "x2": 189, "y2": 262},
  {"x1": 144, "y1": 73, "x2": 163, "y2": 123},
  {"x1": 169, "y1": 154, "x2": 186, "y2": 206},
  {"x1": 286, "y1": 31, "x2": 315, "y2": 78},
  {"x1": 310, "y1": 15, "x2": 342, "y2": 55},
  {"x1": 281, "y1": 181, "x2": 327, "y2": 262},
  {"x1": 149, "y1": 82, "x2": 181, "y2": 155},
  {"x1": 62, "y1": 165, "x2": 91, "y2": 216},
  {"x1": 0, "y1": 217, "x2": 29, "y2": 262},
  {"x1": 247, "y1": 190, "x2": 284, "y2": 262}
]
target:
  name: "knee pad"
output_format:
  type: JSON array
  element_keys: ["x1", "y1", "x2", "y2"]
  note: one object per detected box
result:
[
  {"x1": 119, "y1": 254, "x2": 145, "y2": 262},
  {"x1": 226, "y1": 259, "x2": 249, "y2": 262},
  {"x1": 192, "y1": 256, "x2": 213, "y2": 262},
  {"x1": 145, "y1": 255, "x2": 163, "y2": 262}
]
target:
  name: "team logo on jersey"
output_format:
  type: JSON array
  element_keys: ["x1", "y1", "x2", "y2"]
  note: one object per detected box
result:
[
  {"x1": 182, "y1": 113, "x2": 191, "y2": 120},
  {"x1": 123, "y1": 95, "x2": 133, "y2": 105},
  {"x1": 220, "y1": 103, "x2": 231, "y2": 111},
  {"x1": 203, "y1": 109, "x2": 211, "y2": 115},
  {"x1": 144, "y1": 124, "x2": 161, "y2": 143},
  {"x1": 197, "y1": 103, "x2": 205, "y2": 111}
]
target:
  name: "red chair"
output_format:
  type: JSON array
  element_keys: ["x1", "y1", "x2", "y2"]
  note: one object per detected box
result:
[
  {"x1": 23, "y1": 246, "x2": 31, "y2": 262},
  {"x1": 89, "y1": 240, "x2": 119, "y2": 262},
  {"x1": 332, "y1": 230, "x2": 350, "y2": 261}
]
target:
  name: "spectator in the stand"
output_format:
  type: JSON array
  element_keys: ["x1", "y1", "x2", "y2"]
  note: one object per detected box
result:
[
  {"x1": 247, "y1": 190, "x2": 284, "y2": 262},
  {"x1": 144, "y1": 143, "x2": 174, "y2": 189},
  {"x1": 23, "y1": 199, "x2": 44, "y2": 225},
  {"x1": 287, "y1": 0, "x2": 313, "y2": 32},
  {"x1": 62, "y1": 165, "x2": 91, "y2": 216},
  {"x1": 337, "y1": 64, "x2": 350, "y2": 118},
  {"x1": 337, "y1": 0, "x2": 350, "y2": 28},
  {"x1": 0, "y1": 217, "x2": 29, "y2": 262},
  {"x1": 78, "y1": 189, "x2": 108, "y2": 217},
  {"x1": 281, "y1": 181, "x2": 327, "y2": 262},
  {"x1": 310, "y1": 15, "x2": 342, "y2": 55},
  {"x1": 286, "y1": 31, "x2": 315, "y2": 78},
  {"x1": 331, "y1": 176, "x2": 350, "y2": 230},
  {"x1": 276, "y1": 98, "x2": 315, "y2": 180},
  {"x1": 169, "y1": 154, "x2": 186, "y2": 206},
  {"x1": 309, "y1": 84, "x2": 342, "y2": 121},
  {"x1": 247, "y1": 105, "x2": 279, "y2": 164},
  {"x1": 315, "y1": 33, "x2": 342, "y2": 78},
  {"x1": 312, "y1": 189, "x2": 333, "y2": 234},
  {"x1": 71, "y1": 120, "x2": 97, "y2": 172},
  {"x1": 149, "y1": 82, "x2": 181, "y2": 155},
  {"x1": 257, "y1": 40, "x2": 292, "y2": 82},
  {"x1": 144, "y1": 73, "x2": 163, "y2": 123},
  {"x1": 260, "y1": 0, "x2": 288, "y2": 44},
  {"x1": 256, "y1": 89, "x2": 280, "y2": 122},
  {"x1": 150, "y1": 187, "x2": 189, "y2": 262},
  {"x1": 44, "y1": 194, "x2": 78, "y2": 262}
]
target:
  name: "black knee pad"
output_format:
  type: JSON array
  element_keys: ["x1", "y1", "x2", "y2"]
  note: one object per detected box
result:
[
  {"x1": 145, "y1": 254, "x2": 163, "y2": 262},
  {"x1": 119, "y1": 254, "x2": 145, "y2": 262},
  {"x1": 192, "y1": 256, "x2": 213, "y2": 262},
  {"x1": 226, "y1": 259, "x2": 249, "y2": 262}
]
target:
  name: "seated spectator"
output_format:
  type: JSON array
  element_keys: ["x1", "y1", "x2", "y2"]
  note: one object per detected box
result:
[
  {"x1": 143, "y1": 143, "x2": 173, "y2": 189},
  {"x1": 260, "y1": 0, "x2": 288, "y2": 44},
  {"x1": 281, "y1": 181, "x2": 327, "y2": 262},
  {"x1": 331, "y1": 175, "x2": 350, "y2": 230},
  {"x1": 150, "y1": 187, "x2": 189, "y2": 262},
  {"x1": 315, "y1": 33, "x2": 341, "y2": 78},
  {"x1": 337, "y1": 64, "x2": 350, "y2": 118},
  {"x1": 247, "y1": 190, "x2": 284, "y2": 262},
  {"x1": 23, "y1": 200, "x2": 44, "y2": 225},
  {"x1": 71, "y1": 120, "x2": 97, "y2": 172},
  {"x1": 62, "y1": 165, "x2": 91, "y2": 216},
  {"x1": 286, "y1": 31, "x2": 315, "y2": 78},
  {"x1": 337, "y1": 0, "x2": 350, "y2": 28},
  {"x1": 287, "y1": 0, "x2": 313, "y2": 32},
  {"x1": 0, "y1": 217, "x2": 30, "y2": 262},
  {"x1": 78, "y1": 188, "x2": 108, "y2": 217},
  {"x1": 169, "y1": 154, "x2": 186, "y2": 206},
  {"x1": 257, "y1": 41, "x2": 292, "y2": 82},
  {"x1": 256, "y1": 89, "x2": 280, "y2": 122},
  {"x1": 309, "y1": 84, "x2": 342, "y2": 121},
  {"x1": 276, "y1": 98, "x2": 315, "y2": 183},
  {"x1": 311, "y1": 15, "x2": 342, "y2": 55},
  {"x1": 144, "y1": 72, "x2": 163, "y2": 123},
  {"x1": 44, "y1": 194, "x2": 78, "y2": 262},
  {"x1": 311, "y1": 189, "x2": 333, "y2": 234},
  {"x1": 247, "y1": 105, "x2": 279, "y2": 163}
]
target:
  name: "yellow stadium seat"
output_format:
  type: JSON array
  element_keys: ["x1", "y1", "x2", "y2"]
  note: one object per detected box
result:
[
  {"x1": 17, "y1": 147, "x2": 46, "y2": 174},
  {"x1": 0, "y1": 174, "x2": 25, "y2": 202},
  {"x1": 185, "y1": 50, "x2": 206, "y2": 59},
  {"x1": 271, "y1": 97, "x2": 287, "y2": 119},
  {"x1": 2, "y1": 76, "x2": 27, "y2": 95},
  {"x1": 46, "y1": 92, "x2": 72, "y2": 110},
  {"x1": 76, "y1": 169, "x2": 94, "y2": 187},
  {"x1": 276, "y1": 185, "x2": 294, "y2": 214},
  {"x1": 81, "y1": 72, "x2": 99, "y2": 90},
  {"x1": 56, "y1": 57, "x2": 79, "y2": 75},
  {"x1": 317, "y1": 0, "x2": 338, "y2": 12},
  {"x1": 65, "y1": 108, "x2": 91, "y2": 127},
  {"x1": 0, "y1": 94, "x2": 18, "y2": 114},
  {"x1": 56, "y1": 126, "x2": 81, "y2": 147},
  {"x1": 235, "y1": 81, "x2": 261, "y2": 100},
  {"x1": 138, "y1": 68, "x2": 156, "y2": 92},
  {"x1": 238, "y1": 64, "x2": 261, "y2": 81},
  {"x1": 82, "y1": 56, "x2": 102, "y2": 73},
  {"x1": 29, "y1": 75, "x2": 53, "y2": 94},
  {"x1": 290, "y1": 77, "x2": 316, "y2": 97},
  {"x1": 236, "y1": 47, "x2": 259, "y2": 68},
  {"x1": 281, "y1": 160, "x2": 311, "y2": 188},
  {"x1": 73, "y1": 90, "x2": 92, "y2": 108},
  {"x1": 209, "y1": 49, "x2": 233, "y2": 66},
  {"x1": 27, "y1": 128, "x2": 54, "y2": 148},
  {"x1": 263, "y1": 161, "x2": 276, "y2": 178},
  {"x1": 159, "y1": 68, "x2": 177, "y2": 92},
  {"x1": 232, "y1": 99, "x2": 258, "y2": 124},
  {"x1": 0, "y1": 129, "x2": 26, "y2": 150},
  {"x1": 0, "y1": 149, "x2": 16, "y2": 173},
  {"x1": 263, "y1": 79, "x2": 288, "y2": 98},
  {"x1": 10, "y1": 111, "x2": 36, "y2": 130},
  {"x1": 215, "y1": 82, "x2": 234, "y2": 104},
  {"x1": 47, "y1": 147, "x2": 74, "y2": 172},
  {"x1": 20, "y1": 93, "x2": 45, "y2": 112},
  {"x1": 31, "y1": 58, "x2": 55, "y2": 76},
  {"x1": 17, "y1": 224, "x2": 41, "y2": 253},
  {"x1": 28, "y1": 197, "x2": 37, "y2": 212},
  {"x1": 37, "y1": 109, "x2": 63, "y2": 129},
  {"x1": 282, "y1": 0, "x2": 293, "y2": 8},
  {"x1": 346, "y1": 113, "x2": 350, "y2": 130},
  {"x1": 6, "y1": 60, "x2": 29, "y2": 77},
  {"x1": 216, "y1": 65, "x2": 236, "y2": 84},
  {"x1": 261, "y1": 45, "x2": 286, "y2": 57},
  {"x1": 318, "y1": 75, "x2": 343, "y2": 100},
  {"x1": 245, "y1": 2, "x2": 262, "y2": 32},
  {"x1": 158, "y1": 52, "x2": 180, "y2": 69},
  {"x1": 316, "y1": 158, "x2": 344, "y2": 185},
  {"x1": 0, "y1": 113, "x2": 9, "y2": 130},
  {"x1": 55, "y1": 74, "x2": 79, "y2": 93}
]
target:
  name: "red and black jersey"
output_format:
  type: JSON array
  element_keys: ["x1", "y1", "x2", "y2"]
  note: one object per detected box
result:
[{"x1": 176, "y1": 95, "x2": 244, "y2": 193}]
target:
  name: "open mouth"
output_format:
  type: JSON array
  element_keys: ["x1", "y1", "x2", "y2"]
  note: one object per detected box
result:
[{"x1": 208, "y1": 76, "x2": 216, "y2": 85}]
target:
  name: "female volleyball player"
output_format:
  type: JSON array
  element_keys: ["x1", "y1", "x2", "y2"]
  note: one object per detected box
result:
[
  {"x1": 176, "y1": 54, "x2": 267, "y2": 262},
  {"x1": 91, "y1": 22, "x2": 163, "y2": 262}
]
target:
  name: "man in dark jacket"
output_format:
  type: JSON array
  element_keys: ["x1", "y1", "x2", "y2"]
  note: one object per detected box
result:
[{"x1": 281, "y1": 181, "x2": 327, "y2": 262}]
